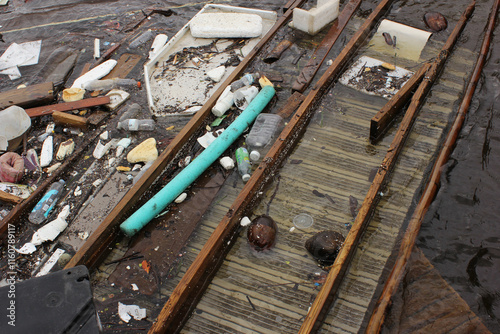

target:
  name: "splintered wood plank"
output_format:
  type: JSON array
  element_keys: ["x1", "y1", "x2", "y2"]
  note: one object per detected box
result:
[
  {"x1": 0, "y1": 82, "x2": 54, "y2": 109},
  {"x1": 24, "y1": 96, "x2": 111, "y2": 118},
  {"x1": 103, "y1": 53, "x2": 142, "y2": 79}
]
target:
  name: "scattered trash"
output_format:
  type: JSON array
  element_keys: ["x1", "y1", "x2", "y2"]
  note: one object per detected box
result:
[
  {"x1": 293, "y1": 213, "x2": 314, "y2": 229},
  {"x1": 264, "y1": 40, "x2": 293, "y2": 63},
  {"x1": 0, "y1": 40, "x2": 42, "y2": 79},
  {"x1": 71, "y1": 59, "x2": 117, "y2": 89},
  {"x1": 105, "y1": 89, "x2": 130, "y2": 110},
  {"x1": 116, "y1": 138, "x2": 132, "y2": 157},
  {"x1": 93, "y1": 140, "x2": 112, "y2": 159},
  {"x1": 127, "y1": 138, "x2": 158, "y2": 163},
  {"x1": 197, "y1": 129, "x2": 225, "y2": 148},
  {"x1": 149, "y1": 34, "x2": 168, "y2": 59},
  {"x1": 235, "y1": 147, "x2": 251, "y2": 182},
  {"x1": 0, "y1": 182, "x2": 32, "y2": 199},
  {"x1": 23, "y1": 148, "x2": 41, "y2": 171},
  {"x1": 129, "y1": 29, "x2": 155, "y2": 49},
  {"x1": 247, "y1": 215, "x2": 277, "y2": 251},
  {"x1": 424, "y1": 12, "x2": 448, "y2": 32},
  {"x1": 291, "y1": 0, "x2": 339, "y2": 35},
  {"x1": 206, "y1": 65, "x2": 226, "y2": 82},
  {"x1": 35, "y1": 248, "x2": 66, "y2": 277},
  {"x1": 212, "y1": 86, "x2": 234, "y2": 117},
  {"x1": 141, "y1": 260, "x2": 151, "y2": 274},
  {"x1": 131, "y1": 283, "x2": 139, "y2": 291},
  {"x1": 78, "y1": 231, "x2": 89, "y2": 240},
  {"x1": 118, "y1": 302, "x2": 147, "y2": 323},
  {"x1": 0, "y1": 152, "x2": 24, "y2": 183},
  {"x1": 28, "y1": 179, "x2": 65, "y2": 225},
  {"x1": 45, "y1": 162, "x2": 61, "y2": 174},
  {"x1": 230, "y1": 73, "x2": 260, "y2": 92},
  {"x1": 305, "y1": 230, "x2": 345, "y2": 266},
  {"x1": 117, "y1": 118, "x2": 155, "y2": 131},
  {"x1": 234, "y1": 85, "x2": 259, "y2": 110},
  {"x1": 62, "y1": 87, "x2": 85, "y2": 102},
  {"x1": 74, "y1": 186, "x2": 82, "y2": 196},
  {"x1": 240, "y1": 216, "x2": 251, "y2": 227}
]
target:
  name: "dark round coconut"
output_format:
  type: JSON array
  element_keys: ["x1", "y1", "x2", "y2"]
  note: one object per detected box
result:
[
  {"x1": 247, "y1": 215, "x2": 278, "y2": 251},
  {"x1": 424, "y1": 12, "x2": 448, "y2": 32},
  {"x1": 305, "y1": 230, "x2": 345, "y2": 265}
]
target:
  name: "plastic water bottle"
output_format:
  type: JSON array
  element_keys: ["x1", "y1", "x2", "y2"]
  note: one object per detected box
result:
[
  {"x1": 129, "y1": 30, "x2": 155, "y2": 49},
  {"x1": 28, "y1": 179, "x2": 65, "y2": 225},
  {"x1": 230, "y1": 73, "x2": 260, "y2": 92},
  {"x1": 117, "y1": 119, "x2": 155, "y2": 131},
  {"x1": 246, "y1": 114, "x2": 283, "y2": 162},
  {"x1": 235, "y1": 147, "x2": 251, "y2": 182},
  {"x1": 83, "y1": 78, "x2": 139, "y2": 91}
]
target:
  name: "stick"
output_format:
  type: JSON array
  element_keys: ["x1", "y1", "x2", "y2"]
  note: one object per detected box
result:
[{"x1": 366, "y1": 0, "x2": 496, "y2": 332}]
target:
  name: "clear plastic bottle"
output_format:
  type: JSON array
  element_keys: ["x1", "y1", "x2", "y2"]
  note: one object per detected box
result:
[
  {"x1": 246, "y1": 114, "x2": 283, "y2": 162},
  {"x1": 83, "y1": 78, "x2": 139, "y2": 91},
  {"x1": 235, "y1": 147, "x2": 251, "y2": 182},
  {"x1": 230, "y1": 73, "x2": 260, "y2": 92},
  {"x1": 119, "y1": 103, "x2": 142, "y2": 122},
  {"x1": 28, "y1": 179, "x2": 65, "y2": 225},
  {"x1": 117, "y1": 119, "x2": 155, "y2": 131}
]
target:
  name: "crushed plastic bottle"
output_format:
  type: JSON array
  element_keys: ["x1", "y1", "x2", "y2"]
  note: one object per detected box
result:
[
  {"x1": 230, "y1": 73, "x2": 260, "y2": 92},
  {"x1": 235, "y1": 147, "x2": 251, "y2": 182},
  {"x1": 28, "y1": 179, "x2": 65, "y2": 225},
  {"x1": 246, "y1": 114, "x2": 283, "y2": 162},
  {"x1": 129, "y1": 29, "x2": 155, "y2": 49},
  {"x1": 117, "y1": 119, "x2": 155, "y2": 131}
]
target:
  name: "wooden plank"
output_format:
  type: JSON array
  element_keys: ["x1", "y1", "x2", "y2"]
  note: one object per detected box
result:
[
  {"x1": 367, "y1": 0, "x2": 494, "y2": 331},
  {"x1": 292, "y1": 0, "x2": 362, "y2": 93},
  {"x1": 301, "y1": 2, "x2": 476, "y2": 333},
  {"x1": 369, "y1": 62, "x2": 431, "y2": 143},
  {"x1": 277, "y1": 91, "x2": 305, "y2": 118},
  {"x1": 24, "y1": 96, "x2": 111, "y2": 118},
  {"x1": 64, "y1": 0, "x2": 309, "y2": 275},
  {"x1": 0, "y1": 82, "x2": 54, "y2": 110},
  {"x1": 103, "y1": 53, "x2": 142, "y2": 80},
  {"x1": 0, "y1": 190, "x2": 22, "y2": 205},
  {"x1": 52, "y1": 111, "x2": 88, "y2": 128}
]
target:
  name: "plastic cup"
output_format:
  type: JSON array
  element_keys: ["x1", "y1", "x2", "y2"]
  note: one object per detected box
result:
[{"x1": 293, "y1": 213, "x2": 314, "y2": 229}]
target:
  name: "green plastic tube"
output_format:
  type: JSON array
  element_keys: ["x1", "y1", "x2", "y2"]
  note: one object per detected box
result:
[{"x1": 120, "y1": 85, "x2": 276, "y2": 237}]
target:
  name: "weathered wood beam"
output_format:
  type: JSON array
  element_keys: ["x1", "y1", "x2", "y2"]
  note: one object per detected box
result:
[
  {"x1": 367, "y1": 0, "x2": 494, "y2": 332},
  {"x1": 52, "y1": 111, "x2": 88, "y2": 128},
  {"x1": 292, "y1": 0, "x2": 362, "y2": 93},
  {"x1": 64, "y1": 0, "x2": 309, "y2": 273},
  {"x1": 0, "y1": 190, "x2": 22, "y2": 205},
  {"x1": 24, "y1": 96, "x2": 111, "y2": 118},
  {"x1": 369, "y1": 62, "x2": 431, "y2": 143},
  {"x1": 0, "y1": 82, "x2": 54, "y2": 110}
]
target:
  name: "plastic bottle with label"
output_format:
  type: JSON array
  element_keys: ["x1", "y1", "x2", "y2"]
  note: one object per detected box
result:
[
  {"x1": 235, "y1": 147, "x2": 251, "y2": 182},
  {"x1": 28, "y1": 179, "x2": 65, "y2": 225},
  {"x1": 117, "y1": 119, "x2": 155, "y2": 131},
  {"x1": 246, "y1": 114, "x2": 283, "y2": 162},
  {"x1": 230, "y1": 73, "x2": 260, "y2": 92}
]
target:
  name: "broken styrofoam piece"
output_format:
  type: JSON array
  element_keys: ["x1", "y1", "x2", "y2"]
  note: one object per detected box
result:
[
  {"x1": 35, "y1": 248, "x2": 66, "y2": 277},
  {"x1": 118, "y1": 302, "x2": 147, "y2": 323},
  {"x1": 212, "y1": 86, "x2": 234, "y2": 117},
  {"x1": 93, "y1": 140, "x2": 112, "y2": 159},
  {"x1": 182, "y1": 106, "x2": 202, "y2": 115},
  {"x1": 149, "y1": 34, "x2": 169, "y2": 59},
  {"x1": 45, "y1": 162, "x2": 61, "y2": 174},
  {"x1": 62, "y1": 87, "x2": 85, "y2": 102},
  {"x1": 219, "y1": 156, "x2": 235, "y2": 170},
  {"x1": 116, "y1": 138, "x2": 132, "y2": 157},
  {"x1": 190, "y1": 13, "x2": 263, "y2": 38},
  {"x1": 240, "y1": 216, "x2": 251, "y2": 227},
  {"x1": 291, "y1": 0, "x2": 339, "y2": 35},
  {"x1": 17, "y1": 206, "x2": 70, "y2": 254},
  {"x1": 94, "y1": 38, "x2": 100, "y2": 59},
  {"x1": 131, "y1": 283, "x2": 139, "y2": 291},
  {"x1": 40, "y1": 136, "x2": 53, "y2": 167},
  {"x1": 74, "y1": 186, "x2": 82, "y2": 196},
  {"x1": 207, "y1": 65, "x2": 226, "y2": 82},
  {"x1": 71, "y1": 59, "x2": 117, "y2": 89},
  {"x1": 372, "y1": 20, "x2": 432, "y2": 61},
  {"x1": 127, "y1": 138, "x2": 158, "y2": 163},
  {"x1": 197, "y1": 129, "x2": 225, "y2": 149},
  {"x1": 105, "y1": 89, "x2": 130, "y2": 110},
  {"x1": 100, "y1": 131, "x2": 109, "y2": 141},
  {"x1": 174, "y1": 192, "x2": 187, "y2": 203},
  {"x1": 56, "y1": 139, "x2": 75, "y2": 160}
]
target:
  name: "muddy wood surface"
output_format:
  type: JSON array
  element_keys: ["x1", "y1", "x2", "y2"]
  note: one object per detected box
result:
[{"x1": 0, "y1": 0, "x2": 498, "y2": 333}]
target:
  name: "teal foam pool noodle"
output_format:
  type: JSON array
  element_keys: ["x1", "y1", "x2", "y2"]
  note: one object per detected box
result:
[{"x1": 120, "y1": 85, "x2": 276, "y2": 237}]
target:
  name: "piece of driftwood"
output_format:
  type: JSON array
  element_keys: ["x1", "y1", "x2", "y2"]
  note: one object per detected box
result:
[
  {"x1": 263, "y1": 39, "x2": 293, "y2": 63},
  {"x1": 369, "y1": 62, "x2": 431, "y2": 143},
  {"x1": 24, "y1": 96, "x2": 111, "y2": 118},
  {"x1": 367, "y1": 0, "x2": 494, "y2": 332},
  {"x1": 0, "y1": 190, "x2": 22, "y2": 205},
  {"x1": 0, "y1": 130, "x2": 102, "y2": 240},
  {"x1": 292, "y1": 0, "x2": 362, "y2": 93},
  {"x1": 64, "y1": 0, "x2": 309, "y2": 273},
  {"x1": 52, "y1": 111, "x2": 88, "y2": 128},
  {"x1": 0, "y1": 82, "x2": 54, "y2": 110}
]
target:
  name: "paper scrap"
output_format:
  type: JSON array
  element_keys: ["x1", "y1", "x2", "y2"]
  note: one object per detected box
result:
[{"x1": 118, "y1": 302, "x2": 147, "y2": 323}]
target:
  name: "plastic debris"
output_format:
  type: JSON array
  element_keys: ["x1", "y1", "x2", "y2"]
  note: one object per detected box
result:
[
  {"x1": 105, "y1": 89, "x2": 130, "y2": 110},
  {"x1": 0, "y1": 105, "x2": 31, "y2": 151},
  {"x1": 127, "y1": 138, "x2": 158, "y2": 163},
  {"x1": 56, "y1": 139, "x2": 75, "y2": 160},
  {"x1": 219, "y1": 156, "x2": 235, "y2": 170},
  {"x1": 212, "y1": 86, "x2": 234, "y2": 117},
  {"x1": 40, "y1": 136, "x2": 54, "y2": 167},
  {"x1": 197, "y1": 129, "x2": 225, "y2": 149},
  {"x1": 0, "y1": 152, "x2": 24, "y2": 183},
  {"x1": 28, "y1": 180, "x2": 65, "y2": 225},
  {"x1": 71, "y1": 59, "x2": 117, "y2": 89},
  {"x1": 149, "y1": 34, "x2": 168, "y2": 59},
  {"x1": 240, "y1": 216, "x2": 251, "y2": 227},
  {"x1": 207, "y1": 65, "x2": 226, "y2": 82},
  {"x1": 118, "y1": 302, "x2": 147, "y2": 323},
  {"x1": 93, "y1": 140, "x2": 112, "y2": 159},
  {"x1": 190, "y1": 13, "x2": 263, "y2": 38},
  {"x1": 116, "y1": 138, "x2": 132, "y2": 157},
  {"x1": 174, "y1": 192, "x2": 187, "y2": 203},
  {"x1": 23, "y1": 148, "x2": 41, "y2": 171},
  {"x1": 0, "y1": 40, "x2": 42, "y2": 79}
]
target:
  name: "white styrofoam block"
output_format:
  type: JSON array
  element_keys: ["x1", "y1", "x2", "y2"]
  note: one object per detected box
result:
[
  {"x1": 292, "y1": 0, "x2": 339, "y2": 35},
  {"x1": 190, "y1": 13, "x2": 263, "y2": 38}
]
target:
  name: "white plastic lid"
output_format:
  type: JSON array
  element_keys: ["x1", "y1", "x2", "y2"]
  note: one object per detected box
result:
[
  {"x1": 242, "y1": 174, "x2": 251, "y2": 182},
  {"x1": 249, "y1": 150, "x2": 260, "y2": 161}
]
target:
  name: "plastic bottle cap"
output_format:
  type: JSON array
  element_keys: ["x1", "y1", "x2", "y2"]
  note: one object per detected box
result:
[
  {"x1": 293, "y1": 213, "x2": 314, "y2": 229},
  {"x1": 242, "y1": 174, "x2": 251, "y2": 182},
  {"x1": 249, "y1": 150, "x2": 260, "y2": 162}
]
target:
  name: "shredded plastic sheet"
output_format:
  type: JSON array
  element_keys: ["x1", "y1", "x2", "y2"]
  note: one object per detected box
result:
[
  {"x1": 118, "y1": 302, "x2": 147, "y2": 323},
  {"x1": 0, "y1": 40, "x2": 42, "y2": 79}
]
